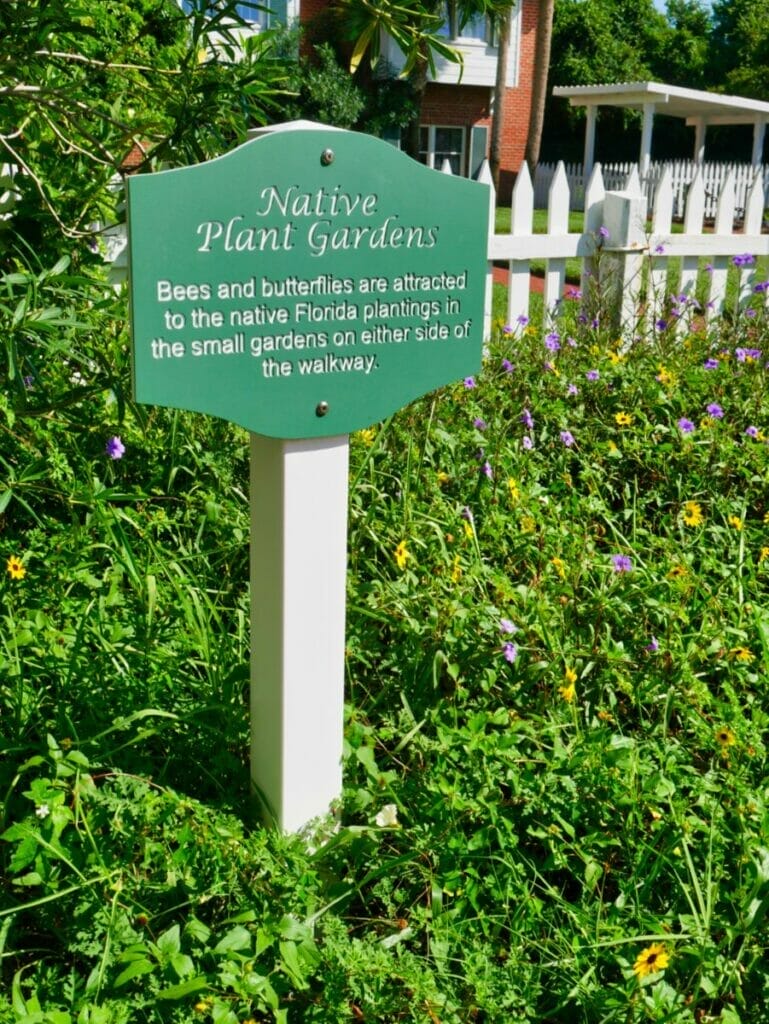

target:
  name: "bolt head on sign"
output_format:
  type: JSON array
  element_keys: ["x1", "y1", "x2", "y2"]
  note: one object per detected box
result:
[{"x1": 128, "y1": 125, "x2": 490, "y2": 439}]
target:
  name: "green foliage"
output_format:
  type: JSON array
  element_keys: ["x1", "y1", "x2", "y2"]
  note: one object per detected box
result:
[
  {"x1": 3, "y1": 236, "x2": 769, "y2": 1020},
  {"x1": 282, "y1": 38, "x2": 367, "y2": 128},
  {"x1": 0, "y1": 0, "x2": 290, "y2": 256},
  {"x1": 711, "y1": 0, "x2": 769, "y2": 101}
]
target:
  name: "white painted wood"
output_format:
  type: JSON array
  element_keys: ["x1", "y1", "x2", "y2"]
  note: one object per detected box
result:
[
  {"x1": 709, "y1": 168, "x2": 737, "y2": 317},
  {"x1": 693, "y1": 118, "x2": 706, "y2": 162},
  {"x1": 678, "y1": 168, "x2": 705, "y2": 318},
  {"x1": 649, "y1": 166, "x2": 673, "y2": 320},
  {"x1": 752, "y1": 119, "x2": 766, "y2": 167},
  {"x1": 640, "y1": 103, "x2": 655, "y2": 178},
  {"x1": 584, "y1": 106, "x2": 597, "y2": 179},
  {"x1": 477, "y1": 159, "x2": 495, "y2": 338},
  {"x1": 544, "y1": 162, "x2": 569, "y2": 315},
  {"x1": 506, "y1": 160, "x2": 534, "y2": 325},
  {"x1": 581, "y1": 163, "x2": 605, "y2": 303},
  {"x1": 601, "y1": 187, "x2": 647, "y2": 332},
  {"x1": 250, "y1": 434, "x2": 349, "y2": 832}
]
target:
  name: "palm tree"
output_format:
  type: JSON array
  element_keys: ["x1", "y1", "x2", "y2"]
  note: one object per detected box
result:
[
  {"x1": 524, "y1": 0, "x2": 554, "y2": 170},
  {"x1": 334, "y1": 0, "x2": 463, "y2": 158}
]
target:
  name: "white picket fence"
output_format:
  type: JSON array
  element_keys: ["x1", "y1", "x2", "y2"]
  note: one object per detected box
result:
[
  {"x1": 474, "y1": 159, "x2": 769, "y2": 333},
  {"x1": 534, "y1": 159, "x2": 769, "y2": 221}
]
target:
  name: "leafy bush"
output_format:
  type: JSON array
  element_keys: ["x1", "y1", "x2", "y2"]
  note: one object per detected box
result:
[{"x1": 2, "y1": 246, "x2": 769, "y2": 1022}]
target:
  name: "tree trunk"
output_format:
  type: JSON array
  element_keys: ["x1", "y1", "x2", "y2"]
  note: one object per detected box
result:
[
  {"x1": 404, "y1": 51, "x2": 429, "y2": 160},
  {"x1": 524, "y1": 0, "x2": 554, "y2": 172},
  {"x1": 489, "y1": 7, "x2": 511, "y2": 192}
]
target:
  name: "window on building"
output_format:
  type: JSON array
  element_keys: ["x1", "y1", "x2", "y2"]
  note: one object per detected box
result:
[
  {"x1": 419, "y1": 126, "x2": 465, "y2": 175},
  {"x1": 417, "y1": 124, "x2": 489, "y2": 179},
  {"x1": 437, "y1": 1, "x2": 490, "y2": 42},
  {"x1": 180, "y1": 1, "x2": 268, "y2": 27}
]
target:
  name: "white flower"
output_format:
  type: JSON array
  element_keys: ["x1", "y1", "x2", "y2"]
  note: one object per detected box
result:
[
  {"x1": 35, "y1": 804, "x2": 50, "y2": 819},
  {"x1": 375, "y1": 803, "x2": 399, "y2": 828}
]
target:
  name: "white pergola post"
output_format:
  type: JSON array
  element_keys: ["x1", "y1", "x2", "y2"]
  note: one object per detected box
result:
[
  {"x1": 751, "y1": 118, "x2": 766, "y2": 167},
  {"x1": 639, "y1": 102, "x2": 655, "y2": 178},
  {"x1": 583, "y1": 105, "x2": 597, "y2": 179},
  {"x1": 693, "y1": 118, "x2": 707, "y2": 163},
  {"x1": 249, "y1": 433, "x2": 349, "y2": 833}
]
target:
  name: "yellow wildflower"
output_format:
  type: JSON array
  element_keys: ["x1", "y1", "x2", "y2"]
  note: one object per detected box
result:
[
  {"x1": 462, "y1": 520, "x2": 474, "y2": 540},
  {"x1": 6, "y1": 555, "x2": 25, "y2": 580},
  {"x1": 437, "y1": 470, "x2": 450, "y2": 486},
  {"x1": 656, "y1": 365, "x2": 675, "y2": 386},
  {"x1": 730, "y1": 646, "x2": 755, "y2": 663},
  {"x1": 357, "y1": 427, "x2": 376, "y2": 446},
  {"x1": 558, "y1": 681, "x2": 576, "y2": 703},
  {"x1": 507, "y1": 477, "x2": 519, "y2": 503},
  {"x1": 451, "y1": 555, "x2": 462, "y2": 583},
  {"x1": 551, "y1": 556, "x2": 566, "y2": 579},
  {"x1": 728, "y1": 515, "x2": 743, "y2": 531},
  {"x1": 667, "y1": 564, "x2": 688, "y2": 579},
  {"x1": 764, "y1": 511, "x2": 769, "y2": 525},
  {"x1": 520, "y1": 515, "x2": 536, "y2": 534},
  {"x1": 394, "y1": 541, "x2": 409, "y2": 570},
  {"x1": 615, "y1": 411, "x2": 632, "y2": 426},
  {"x1": 715, "y1": 726, "x2": 736, "y2": 747},
  {"x1": 607, "y1": 350, "x2": 622, "y2": 365},
  {"x1": 758, "y1": 546, "x2": 769, "y2": 563},
  {"x1": 564, "y1": 666, "x2": 577, "y2": 685},
  {"x1": 633, "y1": 942, "x2": 669, "y2": 979},
  {"x1": 681, "y1": 501, "x2": 704, "y2": 527}
]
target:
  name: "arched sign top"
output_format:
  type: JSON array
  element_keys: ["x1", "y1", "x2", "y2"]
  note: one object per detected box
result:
[{"x1": 128, "y1": 126, "x2": 490, "y2": 439}]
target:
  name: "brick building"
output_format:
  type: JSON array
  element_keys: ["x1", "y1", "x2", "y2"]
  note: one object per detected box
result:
[{"x1": 193, "y1": 1, "x2": 540, "y2": 199}]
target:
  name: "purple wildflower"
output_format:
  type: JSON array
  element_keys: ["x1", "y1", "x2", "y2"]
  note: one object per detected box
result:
[
  {"x1": 598, "y1": 226, "x2": 610, "y2": 240},
  {"x1": 611, "y1": 554, "x2": 632, "y2": 573},
  {"x1": 461, "y1": 506, "x2": 474, "y2": 522},
  {"x1": 545, "y1": 332, "x2": 561, "y2": 352},
  {"x1": 106, "y1": 436, "x2": 125, "y2": 460},
  {"x1": 520, "y1": 408, "x2": 534, "y2": 430},
  {"x1": 654, "y1": 244, "x2": 665, "y2": 254},
  {"x1": 745, "y1": 425, "x2": 759, "y2": 437},
  {"x1": 502, "y1": 641, "x2": 518, "y2": 664},
  {"x1": 473, "y1": 417, "x2": 487, "y2": 430},
  {"x1": 704, "y1": 358, "x2": 719, "y2": 370},
  {"x1": 706, "y1": 403, "x2": 724, "y2": 419},
  {"x1": 736, "y1": 347, "x2": 761, "y2": 363},
  {"x1": 522, "y1": 436, "x2": 534, "y2": 450},
  {"x1": 645, "y1": 636, "x2": 659, "y2": 653},
  {"x1": 655, "y1": 318, "x2": 668, "y2": 332},
  {"x1": 745, "y1": 308, "x2": 757, "y2": 318},
  {"x1": 500, "y1": 619, "x2": 516, "y2": 634},
  {"x1": 517, "y1": 314, "x2": 529, "y2": 326},
  {"x1": 586, "y1": 369, "x2": 600, "y2": 381},
  {"x1": 678, "y1": 418, "x2": 695, "y2": 435},
  {"x1": 481, "y1": 460, "x2": 493, "y2": 479},
  {"x1": 567, "y1": 383, "x2": 579, "y2": 396},
  {"x1": 560, "y1": 430, "x2": 575, "y2": 447},
  {"x1": 732, "y1": 253, "x2": 755, "y2": 268},
  {"x1": 501, "y1": 358, "x2": 514, "y2": 373},
  {"x1": 566, "y1": 288, "x2": 582, "y2": 300},
  {"x1": 463, "y1": 376, "x2": 476, "y2": 389},
  {"x1": 753, "y1": 280, "x2": 769, "y2": 294},
  {"x1": 502, "y1": 324, "x2": 514, "y2": 334}
]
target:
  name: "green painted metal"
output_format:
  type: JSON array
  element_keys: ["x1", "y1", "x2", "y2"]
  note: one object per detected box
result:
[{"x1": 129, "y1": 127, "x2": 489, "y2": 439}]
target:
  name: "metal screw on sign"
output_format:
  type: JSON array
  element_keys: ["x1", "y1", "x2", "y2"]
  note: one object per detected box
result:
[
  {"x1": 320, "y1": 149, "x2": 334, "y2": 166},
  {"x1": 315, "y1": 401, "x2": 329, "y2": 417}
]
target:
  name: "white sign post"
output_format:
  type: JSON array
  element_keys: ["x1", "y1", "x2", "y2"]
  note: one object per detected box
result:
[{"x1": 249, "y1": 433, "x2": 349, "y2": 832}]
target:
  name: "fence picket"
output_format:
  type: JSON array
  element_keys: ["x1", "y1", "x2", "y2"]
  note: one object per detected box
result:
[
  {"x1": 506, "y1": 160, "x2": 534, "y2": 326},
  {"x1": 543, "y1": 162, "x2": 569, "y2": 316},
  {"x1": 649, "y1": 166, "x2": 673, "y2": 322},
  {"x1": 707, "y1": 169, "x2": 737, "y2": 316}
]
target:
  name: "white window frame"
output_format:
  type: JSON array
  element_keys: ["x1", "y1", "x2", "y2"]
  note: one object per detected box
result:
[{"x1": 419, "y1": 125, "x2": 467, "y2": 176}]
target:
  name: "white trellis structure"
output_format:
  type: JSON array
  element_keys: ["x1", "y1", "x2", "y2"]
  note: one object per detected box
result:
[{"x1": 468, "y1": 159, "x2": 769, "y2": 334}]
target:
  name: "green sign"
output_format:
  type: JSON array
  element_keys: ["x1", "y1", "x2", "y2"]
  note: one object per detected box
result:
[{"x1": 128, "y1": 126, "x2": 489, "y2": 439}]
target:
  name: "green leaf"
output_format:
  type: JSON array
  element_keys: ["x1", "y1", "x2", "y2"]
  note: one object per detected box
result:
[
  {"x1": 156, "y1": 976, "x2": 209, "y2": 1000},
  {"x1": 213, "y1": 925, "x2": 252, "y2": 954},
  {"x1": 114, "y1": 959, "x2": 155, "y2": 987}
]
